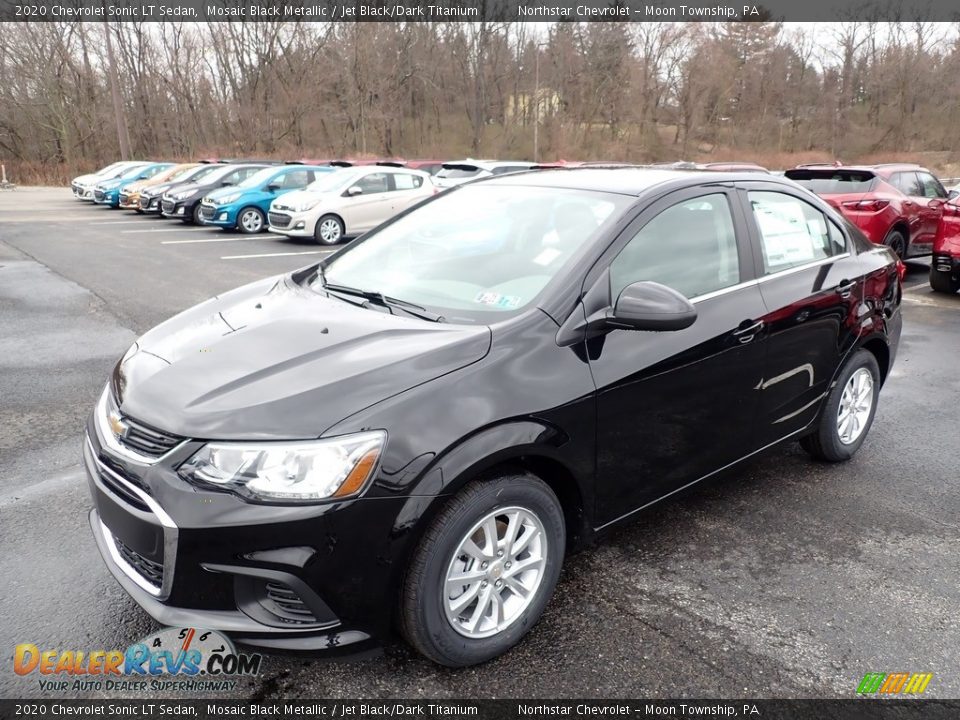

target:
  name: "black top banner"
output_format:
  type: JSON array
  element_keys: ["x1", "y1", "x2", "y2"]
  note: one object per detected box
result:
[
  {"x1": 2, "y1": 701, "x2": 960, "y2": 720},
  {"x1": 2, "y1": 0, "x2": 960, "y2": 22}
]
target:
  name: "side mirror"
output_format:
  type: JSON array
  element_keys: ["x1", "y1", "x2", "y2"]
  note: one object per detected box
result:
[
  {"x1": 266, "y1": 183, "x2": 281, "y2": 193},
  {"x1": 948, "y1": 190, "x2": 959, "y2": 201},
  {"x1": 220, "y1": 180, "x2": 234, "y2": 187},
  {"x1": 346, "y1": 186, "x2": 363, "y2": 196},
  {"x1": 609, "y1": 281, "x2": 697, "y2": 332}
]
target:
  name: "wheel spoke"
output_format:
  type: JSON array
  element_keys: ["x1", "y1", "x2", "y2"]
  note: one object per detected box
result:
[
  {"x1": 482, "y1": 516, "x2": 499, "y2": 556},
  {"x1": 449, "y1": 581, "x2": 483, "y2": 615},
  {"x1": 510, "y1": 525, "x2": 540, "y2": 558},
  {"x1": 462, "y1": 538, "x2": 490, "y2": 562},
  {"x1": 502, "y1": 511, "x2": 522, "y2": 556},
  {"x1": 490, "y1": 589, "x2": 505, "y2": 626},
  {"x1": 467, "y1": 586, "x2": 493, "y2": 633},
  {"x1": 506, "y1": 555, "x2": 544, "y2": 578},
  {"x1": 445, "y1": 569, "x2": 486, "y2": 592},
  {"x1": 503, "y1": 575, "x2": 530, "y2": 599}
]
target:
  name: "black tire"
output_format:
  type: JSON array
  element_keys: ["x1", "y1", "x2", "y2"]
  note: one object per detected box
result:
[
  {"x1": 236, "y1": 207, "x2": 266, "y2": 235},
  {"x1": 184, "y1": 204, "x2": 201, "y2": 224},
  {"x1": 883, "y1": 229, "x2": 907, "y2": 260},
  {"x1": 399, "y1": 472, "x2": 565, "y2": 667},
  {"x1": 800, "y1": 349, "x2": 881, "y2": 462},
  {"x1": 929, "y1": 268, "x2": 960, "y2": 294},
  {"x1": 314, "y1": 214, "x2": 345, "y2": 245}
]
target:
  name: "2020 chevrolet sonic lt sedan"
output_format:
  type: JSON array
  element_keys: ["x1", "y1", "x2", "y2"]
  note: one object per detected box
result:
[{"x1": 85, "y1": 168, "x2": 901, "y2": 666}]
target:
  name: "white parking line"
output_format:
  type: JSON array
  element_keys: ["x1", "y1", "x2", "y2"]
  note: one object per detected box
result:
[
  {"x1": 89, "y1": 220, "x2": 160, "y2": 225},
  {"x1": 120, "y1": 227, "x2": 214, "y2": 234},
  {"x1": 221, "y1": 250, "x2": 334, "y2": 260},
  {"x1": 162, "y1": 234, "x2": 274, "y2": 244}
]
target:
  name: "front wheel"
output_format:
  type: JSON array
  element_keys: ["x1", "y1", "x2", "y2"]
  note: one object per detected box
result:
[
  {"x1": 929, "y1": 268, "x2": 960, "y2": 294},
  {"x1": 800, "y1": 349, "x2": 880, "y2": 462},
  {"x1": 399, "y1": 473, "x2": 565, "y2": 667},
  {"x1": 236, "y1": 207, "x2": 265, "y2": 234},
  {"x1": 314, "y1": 214, "x2": 345, "y2": 245}
]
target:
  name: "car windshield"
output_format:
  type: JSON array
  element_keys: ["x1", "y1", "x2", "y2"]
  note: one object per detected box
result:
[
  {"x1": 238, "y1": 167, "x2": 283, "y2": 189},
  {"x1": 785, "y1": 169, "x2": 876, "y2": 194},
  {"x1": 120, "y1": 165, "x2": 150, "y2": 179},
  {"x1": 305, "y1": 170, "x2": 357, "y2": 193},
  {"x1": 315, "y1": 184, "x2": 631, "y2": 323},
  {"x1": 181, "y1": 165, "x2": 219, "y2": 183}
]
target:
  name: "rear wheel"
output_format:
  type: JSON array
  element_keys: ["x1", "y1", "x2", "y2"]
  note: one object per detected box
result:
[
  {"x1": 800, "y1": 350, "x2": 880, "y2": 462},
  {"x1": 237, "y1": 207, "x2": 265, "y2": 234},
  {"x1": 399, "y1": 472, "x2": 565, "y2": 667},
  {"x1": 315, "y1": 214, "x2": 345, "y2": 245},
  {"x1": 884, "y1": 229, "x2": 907, "y2": 260},
  {"x1": 929, "y1": 268, "x2": 960, "y2": 294}
]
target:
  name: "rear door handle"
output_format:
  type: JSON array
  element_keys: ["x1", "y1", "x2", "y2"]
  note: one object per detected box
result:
[
  {"x1": 836, "y1": 279, "x2": 857, "y2": 297},
  {"x1": 732, "y1": 320, "x2": 764, "y2": 344}
]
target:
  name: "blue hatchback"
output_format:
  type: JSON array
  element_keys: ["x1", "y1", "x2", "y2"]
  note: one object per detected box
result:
[
  {"x1": 199, "y1": 165, "x2": 333, "y2": 233},
  {"x1": 93, "y1": 163, "x2": 172, "y2": 208}
]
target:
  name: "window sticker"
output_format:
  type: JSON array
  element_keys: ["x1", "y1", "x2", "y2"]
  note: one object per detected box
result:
[{"x1": 474, "y1": 291, "x2": 521, "y2": 308}]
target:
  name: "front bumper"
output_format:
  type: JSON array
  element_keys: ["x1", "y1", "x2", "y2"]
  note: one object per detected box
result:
[
  {"x1": 83, "y1": 416, "x2": 407, "y2": 652},
  {"x1": 198, "y1": 202, "x2": 237, "y2": 228},
  {"x1": 119, "y1": 192, "x2": 142, "y2": 209},
  {"x1": 93, "y1": 189, "x2": 120, "y2": 207},
  {"x1": 139, "y1": 194, "x2": 163, "y2": 213},
  {"x1": 268, "y1": 210, "x2": 313, "y2": 237},
  {"x1": 160, "y1": 198, "x2": 188, "y2": 218}
]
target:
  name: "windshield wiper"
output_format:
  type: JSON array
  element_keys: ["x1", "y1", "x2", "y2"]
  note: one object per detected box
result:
[{"x1": 323, "y1": 282, "x2": 445, "y2": 323}]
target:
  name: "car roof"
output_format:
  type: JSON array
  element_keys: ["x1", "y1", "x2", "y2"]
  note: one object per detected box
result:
[
  {"x1": 479, "y1": 167, "x2": 774, "y2": 196},
  {"x1": 790, "y1": 162, "x2": 928, "y2": 177}
]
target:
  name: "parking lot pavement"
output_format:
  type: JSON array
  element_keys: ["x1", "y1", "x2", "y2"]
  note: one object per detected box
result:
[{"x1": 2, "y1": 187, "x2": 959, "y2": 699}]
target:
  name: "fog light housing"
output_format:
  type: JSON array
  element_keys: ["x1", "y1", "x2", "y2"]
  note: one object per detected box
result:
[
  {"x1": 218, "y1": 212, "x2": 227, "y2": 221},
  {"x1": 294, "y1": 222, "x2": 305, "y2": 230},
  {"x1": 176, "y1": 207, "x2": 184, "y2": 215}
]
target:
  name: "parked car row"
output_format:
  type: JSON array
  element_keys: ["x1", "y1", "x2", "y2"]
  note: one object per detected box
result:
[
  {"x1": 71, "y1": 156, "x2": 960, "y2": 294},
  {"x1": 71, "y1": 158, "x2": 543, "y2": 242}
]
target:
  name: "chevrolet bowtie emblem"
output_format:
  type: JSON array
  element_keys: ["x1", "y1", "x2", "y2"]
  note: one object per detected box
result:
[{"x1": 107, "y1": 410, "x2": 128, "y2": 439}]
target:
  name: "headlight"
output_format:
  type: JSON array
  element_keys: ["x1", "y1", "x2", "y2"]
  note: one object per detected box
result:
[
  {"x1": 171, "y1": 190, "x2": 193, "y2": 201},
  {"x1": 179, "y1": 431, "x2": 386, "y2": 503},
  {"x1": 215, "y1": 192, "x2": 242, "y2": 205}
]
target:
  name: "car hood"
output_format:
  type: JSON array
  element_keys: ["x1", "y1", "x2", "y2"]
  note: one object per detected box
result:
[
  {"x1": 73, "y1": 173, "x2": 99, "y2": 184},
  {"x1": 271, "y1": 189, "x2": 335, "y2": 209},
  {"x1": 115, "y1": 275, "x2": 491, "y2": 440},
  {"x1": 207, "y1": 185, "x2": 251, "y2": 203}
]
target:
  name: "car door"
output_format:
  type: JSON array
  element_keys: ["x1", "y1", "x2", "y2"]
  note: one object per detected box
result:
[
  {"x1": 914, "y1": 171, "x2": 948, "y2": 253},
  {"x1": 737, "y1": 183, "x2": 864, "y2": 447},
  {"x1": 589, "y1": 187, "x2": 768, "y2": 525},
  {"x1": 343, "y1": 171, "x2": 392, "y2": 232},
  {"x1": 389, "y1": 172, "x2": 430, "y2": 214}
]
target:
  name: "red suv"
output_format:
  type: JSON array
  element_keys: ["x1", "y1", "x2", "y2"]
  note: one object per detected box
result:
[
  {"x1": 785, "y1": 163, "x2": 947, "y2": 259},
  {"x1": 931, "y1": 199, "x2": 960, "y2": 293}
]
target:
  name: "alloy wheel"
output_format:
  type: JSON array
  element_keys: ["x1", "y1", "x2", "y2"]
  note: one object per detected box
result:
[
  {"x1": 837, "y1": 368, "x2": 874, "y2": 445},
  {"x1": 318, "y1": 218, "x2": 342, "y2": 244},
  {"x1": 240, "y1": 209, "x2": 263, "y2": 233},
  {"x1": 443, "y1": 506, "x2": 547, "y2": 639}
]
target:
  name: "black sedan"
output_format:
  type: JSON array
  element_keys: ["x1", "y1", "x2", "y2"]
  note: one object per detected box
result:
[{"x1": 84, "y1": 168, "x2": 902, "y2": 666}]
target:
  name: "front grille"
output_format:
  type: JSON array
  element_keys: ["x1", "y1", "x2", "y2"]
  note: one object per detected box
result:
[
  {"x1": 199, "y1": 204, "x2": 215, "y2": 220},
  {"x1": 97, "y1": 466, "x2": 151, "y2": 510},
  {"x1": 119, "y1": 193, "x2": 130, "y2": 203},
  {"x1": 118, "y1": 415, "x2": 183, "y2": 458},
  {"x1": 161, "y1": 199, "x2": 175, "y2": 214},
  {"x1": 94, "y1": 189, "x2": 105, "y2": 201},
  {"x1": 268, "y1": 212, "x2": 291, "y2": 228},
  {"x1": 262, "y1": 582, "x2": 318, "y2": 625},
  {"x1": 114, "y1": 535, "x2": 163, "y2": 589},
  {"x1": 138, "y1": 196, "x2": 150, "y2": 209}
]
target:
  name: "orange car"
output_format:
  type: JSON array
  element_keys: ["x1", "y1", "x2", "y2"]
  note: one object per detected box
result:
[{"x1": 118, "y1": 163, "x2": 201, "y2": 211}]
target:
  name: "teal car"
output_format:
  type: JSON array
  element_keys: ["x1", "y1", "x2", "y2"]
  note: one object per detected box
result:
[
  {"x1": 198, "y1": 165, "x2": 333, "y2": 233},
  {"x1": 93, "y1": 163, "x2": 172, "y2": 208}
]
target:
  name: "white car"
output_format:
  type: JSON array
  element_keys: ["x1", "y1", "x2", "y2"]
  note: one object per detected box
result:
[
  {"x1": 432, "y1": 159, "x2": 535, "y2": 188},
  {"x1": 71, "y1": 161, "x2": 146, "y2": 200},
  {"x1": 268, "y1": 166, "x2": 435, "y2": 245}
]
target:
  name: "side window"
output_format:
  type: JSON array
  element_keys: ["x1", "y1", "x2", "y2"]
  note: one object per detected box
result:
[
  {"x1": 278, "y1": 170, "x2": 309, "y2": 189},
  {"x1": 748, "y1": 191, "x2": 846, "y2": 274},
  {"x1": 609, "y1": 193, "x2": 740, "y2": 301},
  {"x1": 392, "y1": 173, "x2": 423, "y2": 191},
  {"x1": 356, "y1": 172, "x2": 390, "y2": 195},
  {"x1": 918, "y1": 172, "x2": 947, "y2": 199},
  {"x1": 894, "y1": 171, "x2": 923, "y2": 197}
]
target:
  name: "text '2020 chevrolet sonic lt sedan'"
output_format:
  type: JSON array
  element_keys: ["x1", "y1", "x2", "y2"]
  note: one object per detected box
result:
[{"x1": 85, "y1": 168, "x2": 901, "y2": 666}]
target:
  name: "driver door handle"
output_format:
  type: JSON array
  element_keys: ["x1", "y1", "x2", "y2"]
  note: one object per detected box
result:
[
  {"x1": 836, "y1": 279, "x2": 857, "y2": 298},
  {"x1": 732, "y1": 319, "x2": 764, "y2": 344}
]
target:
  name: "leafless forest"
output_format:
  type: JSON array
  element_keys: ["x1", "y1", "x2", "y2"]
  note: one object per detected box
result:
[{"x1": 3, "y1": 21, "x2": 960, "y2": 184}]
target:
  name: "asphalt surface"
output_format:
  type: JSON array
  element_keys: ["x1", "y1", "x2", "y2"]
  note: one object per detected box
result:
[{"x1": 1, "y1": 188, "x2": 959, "y2": 700}]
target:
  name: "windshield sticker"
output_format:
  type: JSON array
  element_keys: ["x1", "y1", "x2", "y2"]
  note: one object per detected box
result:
[{"x1": 474, "y1": 291, "x2": 521, "y2": 309}]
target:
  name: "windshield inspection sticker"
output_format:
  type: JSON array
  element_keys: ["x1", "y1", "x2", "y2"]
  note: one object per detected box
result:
[{"x1": 474, "y1": 291, "x2": 521, "y2": 309}]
